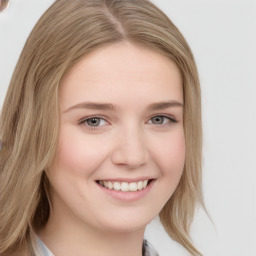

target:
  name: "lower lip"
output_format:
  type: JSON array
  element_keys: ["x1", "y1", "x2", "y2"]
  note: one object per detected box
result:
[{"x1": 96, "y1": 180, "x2": 155, "y2": 202}]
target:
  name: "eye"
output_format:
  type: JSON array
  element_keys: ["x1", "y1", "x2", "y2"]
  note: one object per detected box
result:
[
  {"x1": 149, "y1": 115, "x2": 176, "y2": 125},
  {"x1": 80, "y1": 117, "x2": 108, "y2": 128}
]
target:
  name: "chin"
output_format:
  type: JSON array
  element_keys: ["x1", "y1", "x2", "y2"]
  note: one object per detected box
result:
[{"x1": 94, "y1": 211, "x2": 156, "y2": 235}]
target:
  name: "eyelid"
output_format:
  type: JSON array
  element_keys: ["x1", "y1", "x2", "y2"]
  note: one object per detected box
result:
[
  {"x1": 78, "y1": 115, "x2": 110, "y2": 129},
  {"x1": 78, "y1": 113, "x2": 177, "y2": 130},
  {"x1": 147, "y1": 114, "x2": 177, "y2": 124}
]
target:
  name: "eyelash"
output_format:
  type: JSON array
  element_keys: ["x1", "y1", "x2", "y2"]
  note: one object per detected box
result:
[
  {"x1": 78, "y1": 115, "x2": 108, "y2": 130},
  {"x1": 148, "y1": 115, "x2": 177, "y2": 125},
  {"x1": 79, "y1": 114, "x2": 177, "y2": 130}
]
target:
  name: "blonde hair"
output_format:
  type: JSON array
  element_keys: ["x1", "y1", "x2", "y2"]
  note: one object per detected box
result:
[
  {"x1": 0, "y1": 0, "x2": 203, "y2": 255},
  {"x1": 0, "y1": 0, "x2": 9, "y2": 12}
]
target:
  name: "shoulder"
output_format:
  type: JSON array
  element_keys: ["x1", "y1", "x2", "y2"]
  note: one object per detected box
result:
[{"x1": 143, "y1": 240, "x2": 159, "y2": 256}]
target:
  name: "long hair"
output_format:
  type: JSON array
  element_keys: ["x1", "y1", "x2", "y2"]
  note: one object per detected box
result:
[{"x1": 0, "y1": 0, "x2": 203, "y2": 255}]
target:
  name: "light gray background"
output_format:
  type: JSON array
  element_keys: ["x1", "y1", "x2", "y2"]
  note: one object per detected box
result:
[{"x1": 0, "y1": 1, "x2": 255, "y2": 255}]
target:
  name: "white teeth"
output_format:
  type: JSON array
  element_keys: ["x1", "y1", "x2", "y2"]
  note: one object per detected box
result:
[
  {"x1": 107, "y1": 181, "x2": 113, "y2": 189},
  {"x1": 113, "y1": 182, "x2": 121, "y2": 191},
  {"x1": 143, "y1": 180, "x2": 148, "y2": 188},
  {"x1": 121, "y1": 182, "x2": 129, "y2": 192},
  {"x1": 99, "y1": 180, "x2": 150, "y2": 192},
  {"x1": 129, "y1": 182, "x2": 138, "y2": 192},
  {"x1": 137, "y1": 181, "x2": 143, "y2": 190}
]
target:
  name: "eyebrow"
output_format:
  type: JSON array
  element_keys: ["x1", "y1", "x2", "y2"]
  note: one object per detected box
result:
[
  {"x1": 64, "y1": 102, "x2": 117, "y2": 113},
  {"x1": 148, "y1": 101, "x2": 183, "y2": 111},
  {"x1": 64, "y1": 100, "x2": 183, "y2": 113}
]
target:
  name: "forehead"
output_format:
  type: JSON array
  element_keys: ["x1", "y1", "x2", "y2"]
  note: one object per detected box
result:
[{"x1": 59, "y1": 42, "x2": 183, "y2": 110}]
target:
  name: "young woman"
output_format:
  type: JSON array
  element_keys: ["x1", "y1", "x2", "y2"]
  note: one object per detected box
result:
[{"x1": 0, "y1": 0, "x2": 204, "y2": 255}]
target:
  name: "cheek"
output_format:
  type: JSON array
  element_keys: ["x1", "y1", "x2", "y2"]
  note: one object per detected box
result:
[
  {"x1": 54, "y1": 126, "x2": 108, "y2": 177},
  {"x1": 146, "y1": 130, "x2": 185, "y2": 213},
  {"x1": 152, "y1": 130, "x2": 185, "y2": 178}
]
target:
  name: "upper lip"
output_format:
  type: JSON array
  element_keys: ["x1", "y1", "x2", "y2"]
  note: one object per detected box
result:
[{"x1": 96, "y1": 177, "x2": 155, "y2": 183}]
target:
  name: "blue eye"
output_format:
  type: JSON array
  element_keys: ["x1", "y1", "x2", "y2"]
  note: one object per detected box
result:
[{"x1": 149, "y1": 115, "x2": 176, "y2": 125}]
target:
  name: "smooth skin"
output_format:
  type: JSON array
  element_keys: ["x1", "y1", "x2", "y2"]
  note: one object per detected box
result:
[{"x1": 39, "y1": 42, "x2": 185, "y2": 256}]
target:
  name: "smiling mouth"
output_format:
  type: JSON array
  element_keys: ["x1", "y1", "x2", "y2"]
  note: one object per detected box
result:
[{"x1": 96, "y1": 179, "x2": 153, "y2": 192}]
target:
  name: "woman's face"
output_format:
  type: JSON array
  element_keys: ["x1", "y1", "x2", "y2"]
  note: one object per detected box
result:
[{"x1": 48, "y1": 42, "x2": 185, "y2": 234}]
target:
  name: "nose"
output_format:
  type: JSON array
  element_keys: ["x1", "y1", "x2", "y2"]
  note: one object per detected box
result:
[{"x1": 111, "y1": 125, "x2": 149, "y2": 169}]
